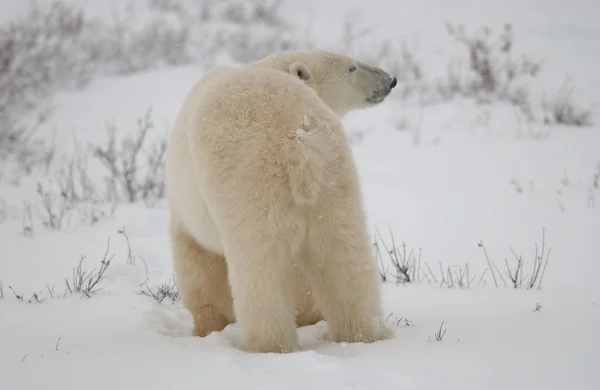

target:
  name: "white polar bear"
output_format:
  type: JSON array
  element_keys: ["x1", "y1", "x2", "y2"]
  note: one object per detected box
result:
[{"x1": 165, "y1": 50, "x2": 397, "y2": 353}]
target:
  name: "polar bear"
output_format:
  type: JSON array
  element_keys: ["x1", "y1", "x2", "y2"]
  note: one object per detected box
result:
[{"x1": 165, "y1": 50, "x2": 397, "y2": 353}]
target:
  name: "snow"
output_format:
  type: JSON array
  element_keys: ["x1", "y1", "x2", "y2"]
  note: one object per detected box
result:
[{"x1": 1, "y1": 0, "x2": 599, "y2": 389}]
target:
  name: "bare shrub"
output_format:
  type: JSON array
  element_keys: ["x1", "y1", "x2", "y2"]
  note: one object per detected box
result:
[
  {"x1": 439, "y1": 23, "x2": 541, "y2": 118},
  {"x1": 1, "y1": 0, "x2": 306, "y2": 174},
  {"x1": 3, "y1": 238, "x2": 116, "y2": 302},
  {"x1": 438, "y1": 262, "x2": 477, "y2": 289},
  {"x1": 0, "y1": 1, "x2": 89, "y2": 165},
  {"x1": 1, "y1": 111, "x2": 56, "y2": 177},
  {"x1": 35, "y1": 180, "x2": 71, "y2": 231},
  {"x1": 374, "y1": 226, "x2": 423, "y2": 285},
  {"x1": 137, "y1": 278, "x2": 180, "y2": 304},
  {"x1": 119, "y1": 227, "x2": 135, "y2": 267},
  {"x1": 430, "y1": 321, "x2": 447, "y2": 341},
  {"x1": 146, "y1": 0, "x2": 306, "y2": 65},
  {"x1": 373, "y1": 226, "x2": 482, "y2": 289},
  {"x1": 526, "y1": 227, "x2": 551, "y2": 290},
  {"x1": 64, "y1": 239, "x2": 114, "y2": 297},
  {"x1": 375, "y1": 225, "x2": 551, "y2": 290},
  {"x1": 374, "y1": 236, "x2": 389, "y2": 282},
  {"x1": 533, "y1": 302, "x2": 543, "y2": 312},
  {"x1": 8, "y1": 286, "x2": 23, "y2": 301},
  {"x1": 385, "y1": 313, "x2": 413, "y2": 327},
  {"x1": 198, "y1": 0, "x2": 288, "y2": 28},
  {"x1": 5, "y1": 285, "x2": 48, "y2": 303},
  {"x1": 91, "y1": 108, "x2": 167, "y2": 204},
  {"x1": 477, "y1": 240, "x2": 500, "y2": 287},
  {"x1": 478, "y1": 227, "x2": 551, "y2": 290},
  {"x1": 503, "y1": 249, "x2": 525, "y2": 288},
  {"x1": 543, "y1": 77, "x2": 593, "y2": 127},
  {"x1": 118, "y1": 227, "x2": 148, "y2": 272},
  {"x1": 32, "y1": 168, "x2": 115, "y2": 232},
  {"x1": 55, "y1": 138, "x2": 99, "y2": 204}
]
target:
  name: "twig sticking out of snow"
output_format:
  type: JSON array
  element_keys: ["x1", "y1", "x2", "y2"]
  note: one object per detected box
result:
[
  {"x1": 430, "y1": 321, "x2": 447, "y2": 341},
  {"x1": 477, "y1": 241, "x2": 499, "y2": 287},
  {"x1": 118, "y1": 227, "x2": 135, "y2": 267},
  {"x1": 479, "y1": 227, "x2": 551, "y2": 290},
  {"x1": 8, "y1": 286, "x2": 23, "y2": 301},
  {"x1": 385, "y1": 313, "x2": 413, "y2": 327},
  {"x1": 64, "y1": 238, "x2": 114, "y2": 298},
  {"x1": 527, "y1": 227, "x2": 551, "y2": 290},
  {"x1": 137, "y1": 278, "x2": 180, "y2": 305},
  {"x1": 374, "y1": 224, "x2": 422, "y2": 285}
]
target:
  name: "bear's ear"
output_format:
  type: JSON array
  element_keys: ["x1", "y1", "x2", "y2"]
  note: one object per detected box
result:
[{"x1": 289, "y1": 62, "x2": 312, "y2": 85}]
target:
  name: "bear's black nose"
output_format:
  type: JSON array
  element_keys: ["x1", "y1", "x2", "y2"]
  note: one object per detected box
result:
[{"x1": 390, "y1": 76, "x2": 397, "y2": 89}]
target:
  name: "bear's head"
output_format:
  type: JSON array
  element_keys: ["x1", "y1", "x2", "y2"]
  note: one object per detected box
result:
[{"x1": 249, "y1": 50, "x2": 397, "y2": 117}]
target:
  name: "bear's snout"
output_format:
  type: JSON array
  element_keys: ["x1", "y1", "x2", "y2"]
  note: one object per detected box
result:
[{"x1": 390, "y1": 76, "x2": 397, "y2": 89}]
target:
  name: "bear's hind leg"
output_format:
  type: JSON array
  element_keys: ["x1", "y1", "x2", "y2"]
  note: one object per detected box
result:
[
  {"x1": 293, "y1": 268, "x2": 323, "y2": 327},
  {"x1": 170, "y1": 216, "x2": 235, "y2": 337}
]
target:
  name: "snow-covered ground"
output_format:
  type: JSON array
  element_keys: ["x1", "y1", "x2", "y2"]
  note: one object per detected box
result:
[{"x1": 1, "y1": 0, "x2": 599, "y2": 389}]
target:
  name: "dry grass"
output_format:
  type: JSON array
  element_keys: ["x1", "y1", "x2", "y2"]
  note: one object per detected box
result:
[
  {"x1": 375, "y1": 226, "x2": 552, "y2": 290},
  {"x1": 543, "y1": 77, "x2": 594, "y2": 127},
  {"x1": 137, "y1": 278, "x2": 180, "y2": 305},
  {"x1": 477, "y1": 227, "x2": 551, "y2": 290},
  {"x1": 64, "y1": 238, "x2": 114, "y2": 298},
  {"x1": 374, "y1": 225, "x2": 423, "y2": 284},
  {"x1": 430, "y1": 321, "x2": 448, "y2": 341}
]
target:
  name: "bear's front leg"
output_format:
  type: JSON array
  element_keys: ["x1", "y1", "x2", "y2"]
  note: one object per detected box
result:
[
  {"x1": 224, "y1": 241, "x2": 300, "y2": 353},
  {"x1": 303, "y1": 206, "x2": 392, "y2": 344}
]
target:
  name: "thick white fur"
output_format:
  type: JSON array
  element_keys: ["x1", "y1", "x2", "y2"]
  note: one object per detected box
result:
[{"x1": 165, "y1": 51, "x2": 395, "y2": 353}]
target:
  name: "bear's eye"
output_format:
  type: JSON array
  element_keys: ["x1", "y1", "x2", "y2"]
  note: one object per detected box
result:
[{"x1": 348, "y1": 65, "x2": 357, "y2": 73}]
